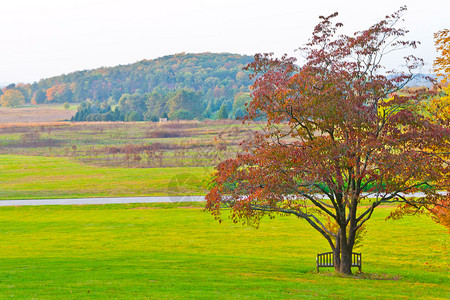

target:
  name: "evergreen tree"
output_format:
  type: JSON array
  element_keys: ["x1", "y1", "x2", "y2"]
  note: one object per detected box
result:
[{"x1": 217, "y1": 103, "x2": 229, "y2": 119}]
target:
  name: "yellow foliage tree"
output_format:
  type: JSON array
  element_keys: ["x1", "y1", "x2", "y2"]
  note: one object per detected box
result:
[
  {"x1": 434, "y1": 29, "x2": 450, "y2": 83},
  {"x1": 0, "y1": 89, "x2": 25, "y2": 107},
  {"x1": 429, "y1": 29, "x2": 450, "y2": 230},
  {"x1": 431, "y1": 29, "x2": 450, "y2": 122}
]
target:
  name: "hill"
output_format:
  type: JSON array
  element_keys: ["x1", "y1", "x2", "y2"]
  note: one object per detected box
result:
[{"x1": 1, "y1": 53, "x2": 254, "y2": 121}]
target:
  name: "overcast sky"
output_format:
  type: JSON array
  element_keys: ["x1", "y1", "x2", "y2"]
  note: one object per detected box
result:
[{"x1": 0, "y1": 0, "x2": 448, "y2": 84}]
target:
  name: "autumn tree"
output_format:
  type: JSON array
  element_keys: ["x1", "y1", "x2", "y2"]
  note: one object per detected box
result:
[
  {"x1": 206, "y1": 7, "x2": 450, "y2": 275},
  {"x1": 431, "y1": 28, "x2": 450, "y2": 121},
  {"x1": 15, "y1": 83, "x2": 32, "y2": 103},
  {"x1": 0, "y1": 89, "x2": 25, "y2": 107},
  {"x1": 428, "y1": 28, "x2": 450, "y2": 229},
  {"x1": 434, "y1": 29, "x2": 450, "y2": 83},
  {"x1": 46, "y1": 84, "x2": 73, "y2": 103},
  {"x1": 31, "y1": 89, "x2": 47, "y2": 104}
]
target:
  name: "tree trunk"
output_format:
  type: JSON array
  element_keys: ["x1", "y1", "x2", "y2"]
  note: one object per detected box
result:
[
  {"x1": 332, "y1": 228, "x2": 354, "y2": 275},
  {"x1": 339, "y1": 245, "x2": 353, "y2": 275},
  {"x1": 333, "y1": 233, "x2": 341, "y2": 272}
]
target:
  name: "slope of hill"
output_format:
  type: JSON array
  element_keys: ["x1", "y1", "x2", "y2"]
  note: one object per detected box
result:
[{"x1": 1, "y1": 53, "x2": 254, "y2": 121}]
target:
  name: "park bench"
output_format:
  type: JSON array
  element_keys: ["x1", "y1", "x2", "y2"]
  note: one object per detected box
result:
[{"x1": 316, "y1": 252, "x2": 362, "y2": 272}]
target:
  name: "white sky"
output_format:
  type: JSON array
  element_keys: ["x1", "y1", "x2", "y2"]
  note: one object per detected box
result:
[{"x1": 0, "y1": 0, "x2": 448, "y2": 84}]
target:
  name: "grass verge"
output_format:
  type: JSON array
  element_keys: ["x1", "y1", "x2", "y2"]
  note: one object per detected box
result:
[{"x1": 0, "y1": 154, "x2": 210, "y2": 199}]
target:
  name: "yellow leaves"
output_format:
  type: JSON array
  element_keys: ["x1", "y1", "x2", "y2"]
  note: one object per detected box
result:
[
  {"x1": 429, "y1": 29, "x2": 450, "y2": 125},
  {"x1": 0, "y1": 89, "x2": 25, "y2": 107},
  {"x1": 381, "y1": 88, "x2": 449, "y2": 125},
  {"x1": 377, "y1": 95, "x2": 412, "y2": 119},
  {"x1": 425, "y1": 89, "x2": 450, "y2": 121},
  {"x1": 434, "y1": 29, "x2": 450, "y2": 85},
  {"x1": 377, "y1": 97, "x2": 394, "y2": 117}
]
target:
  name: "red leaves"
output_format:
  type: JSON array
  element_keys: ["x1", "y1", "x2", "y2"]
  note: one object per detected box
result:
[{"x1": 205, "y1": 6, "x2": 449, "y2": 237}]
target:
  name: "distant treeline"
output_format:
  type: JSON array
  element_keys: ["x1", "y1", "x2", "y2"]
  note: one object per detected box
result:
[
  {"x1": 72, "y1": 89, "x2": 251, "y2": 121},
  {"x1": 1, "y1": 53, "x2": 254, "y2": 120}
]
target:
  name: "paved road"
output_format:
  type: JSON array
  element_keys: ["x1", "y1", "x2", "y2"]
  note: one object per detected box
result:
[
  {"x1": 0, "y1": 192, "x2": 444, "y2": 207},
  {"x1": 0, "y1": 195, "x2": 205, "y2": 206}
]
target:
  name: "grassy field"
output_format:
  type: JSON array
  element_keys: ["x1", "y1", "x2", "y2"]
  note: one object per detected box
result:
[
  {"x1": 0, "y1": 154, "x2": 210, "y2": 199},
  {"x1": 0, "y1": 104, "x2": 77, "y2": 124},
  {"x1": 0, "y1": 120, "x2": 254, "y2": 169},
  {"x1": 0, "y1": 203, "x2": 447, "y2": 299},
  {"x1": 0, "y1": 120, "x2": 255, "y2": 200},
  {"x1": 0, "y1": 112, "x2": 447, "y2": 298}
]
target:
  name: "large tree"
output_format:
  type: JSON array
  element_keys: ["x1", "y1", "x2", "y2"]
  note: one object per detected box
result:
[
  {"x1": 0, "y1": 89, "x2": 25, "y2": 107},
  {"x1": 206, "y1": 7, "x2": 449, "y2": 275}
]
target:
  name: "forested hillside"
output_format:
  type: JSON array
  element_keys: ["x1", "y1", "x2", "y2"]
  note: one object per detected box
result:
[{"x1": 0, "y1": 53, "x2": 254, "y2": 121}]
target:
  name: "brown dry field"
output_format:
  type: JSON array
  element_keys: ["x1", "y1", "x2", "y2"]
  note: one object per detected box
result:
[{"x1": 0, "y1": 106, "x2": 76, "y2": 124}]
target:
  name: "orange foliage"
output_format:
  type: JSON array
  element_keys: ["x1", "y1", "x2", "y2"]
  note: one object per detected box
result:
[
  {"x1": 434, "y1": 29, "x2": 450, "y2": 84},
  {"x1": 430, "y1": 195, "x2": 450, "y2": 231},
  {"x1": 46, "y1": 85, "x2": 65, "y2": 102},
  {"x1": 206, "y1": 7, "x2": 449, "y2": 275},
  {"x1": 429, "y1": 29, "x2": 450, "y2": 229}
]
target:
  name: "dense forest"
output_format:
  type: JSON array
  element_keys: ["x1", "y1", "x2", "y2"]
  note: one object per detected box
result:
[{"x1": 0, "y1": 53, "x2": 254, "y2": 121}]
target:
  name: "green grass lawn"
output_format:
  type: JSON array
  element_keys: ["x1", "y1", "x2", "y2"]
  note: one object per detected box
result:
[
  {"x1": 0, "y1": 203, "x2": 447, "y2": 299},
  {"x1": 0, "y1": 154, "x2": 210, "y2": 199}
]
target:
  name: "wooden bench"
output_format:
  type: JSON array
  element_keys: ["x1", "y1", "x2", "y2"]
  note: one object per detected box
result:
[{"x1": 316, "y1": 252, "x2": 362, "y2": 272}]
